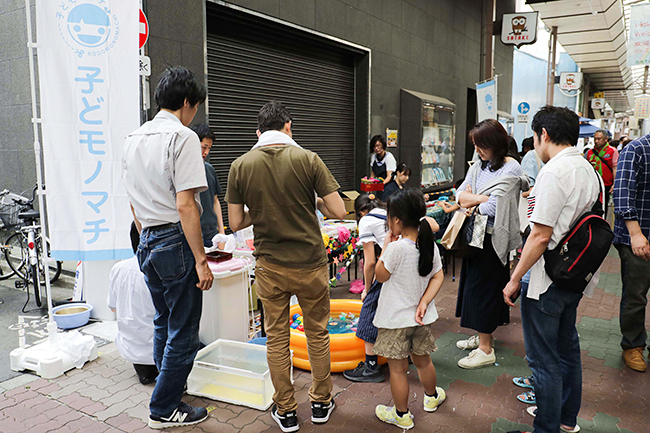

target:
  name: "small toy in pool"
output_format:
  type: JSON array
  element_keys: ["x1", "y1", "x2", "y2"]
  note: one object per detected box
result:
[
  {"x1": 297, "y1": 325, "x2": 304, "y2": 332},
  {"x1": 292, "y1": 313, "x2": 301, "y2": 321}
]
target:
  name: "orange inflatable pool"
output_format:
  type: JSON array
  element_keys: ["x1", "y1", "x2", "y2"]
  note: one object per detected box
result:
[{"x1": 289, "y1": 299, "x2": 386, "y2": 372}]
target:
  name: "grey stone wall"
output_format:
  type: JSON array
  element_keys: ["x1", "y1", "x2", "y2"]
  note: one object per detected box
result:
[
  {"x1": 145, "y1": 0, "x2": 207, "y2": 124},
  {"x1": 0, "y1": 0, "x2": 38, "y2": 197}
]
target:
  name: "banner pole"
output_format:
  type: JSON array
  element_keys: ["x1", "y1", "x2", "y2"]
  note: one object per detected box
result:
[{"x1": 24, "y1": 0, "x2": 55, "y2": 333}]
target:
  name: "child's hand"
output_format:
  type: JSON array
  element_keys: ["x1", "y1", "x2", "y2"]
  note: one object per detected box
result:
[
  {"x1": 361, "y1": 289, "x2": 368, "y2": 301},
  {"x1": 383, "y1": 231, "x2": 398, "y2": 250},
  {"x1": 415, "y1": 301, "x2": 428, "y2": 325}
]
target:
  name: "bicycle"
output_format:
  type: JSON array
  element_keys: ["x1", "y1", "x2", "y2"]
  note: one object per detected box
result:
[
  {"x1": 0, "y1": 188, "x2": 30, "y2": 281},
  {"x1": 2, "y1": 186, "x2": 62, "y2": 303}
]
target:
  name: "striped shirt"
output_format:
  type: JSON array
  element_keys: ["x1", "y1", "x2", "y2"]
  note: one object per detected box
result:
[
  {"x1": 613, "y1": 133, "x2": 650, "y2": 245},
  {"x1": 457, "y1": 159, "x2": 524, "y2": 225}
]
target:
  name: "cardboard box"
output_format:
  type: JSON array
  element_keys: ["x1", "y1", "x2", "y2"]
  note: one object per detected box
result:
[{"x1": 339, "y1": 190, "x2": 360, "y2": 214}]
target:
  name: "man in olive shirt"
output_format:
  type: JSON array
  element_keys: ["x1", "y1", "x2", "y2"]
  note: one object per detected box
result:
[{"x1": 226, "y1": 101, "x2": 345, "y2": 433}]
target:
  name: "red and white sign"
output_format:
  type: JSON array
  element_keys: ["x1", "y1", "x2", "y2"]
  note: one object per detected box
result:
[
  {"x1": 559, "y1": 72, "x2": 583, "y2": 91},
  {"x1": 501, "y1": 12, "x2": 538, "y2": 48},
  {"x1": 139, "y1": 9, "x2": 149, "y2": 50}
]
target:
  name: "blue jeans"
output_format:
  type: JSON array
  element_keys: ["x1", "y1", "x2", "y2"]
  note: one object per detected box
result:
[
  {"x1": 137, "y1": 223, "x2": 202, "y2": 418},
  {"x1": 521, "y1": 283, "x2": 583, "y2": 433}
]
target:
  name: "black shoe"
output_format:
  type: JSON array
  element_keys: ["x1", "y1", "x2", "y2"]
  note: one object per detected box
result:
[
  {"x1": 311, "y1": 400, "x2": 335, "y2": 424},
  {"x1": 133, "y1": 364, "x2": 159, "y2": 385},
  {"x1": 343, "y1": 361, "x2": 385, "y2": 383},
  {"x1": 148, "y1": 402, "x2": 208, "y2": 429},
  {"x1": 271, "y1": 404, "x2": 299, "y2": 432}
]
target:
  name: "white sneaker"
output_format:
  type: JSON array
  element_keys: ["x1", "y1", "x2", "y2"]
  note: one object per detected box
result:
[
  {"x1": 457, "y1": 348, "x2": 496, "y2": 369},
  {"x1": 456, "y1": 335, "x2": 480, "y2": 350}
]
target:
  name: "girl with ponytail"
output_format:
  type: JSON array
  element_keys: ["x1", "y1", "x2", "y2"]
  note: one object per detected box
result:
[{"x1": 370, "y1": 189, "x2": 446, "y2": 429}]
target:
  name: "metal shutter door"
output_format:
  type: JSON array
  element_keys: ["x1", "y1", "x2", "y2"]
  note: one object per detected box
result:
[{"x1": 206, "y1": 6, "x2": 356, "y2": 229}]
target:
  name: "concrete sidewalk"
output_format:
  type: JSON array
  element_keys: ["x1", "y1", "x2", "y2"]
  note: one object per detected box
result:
[{"x1": 1, "y1": 248, "x2": 648, "y2": 432}]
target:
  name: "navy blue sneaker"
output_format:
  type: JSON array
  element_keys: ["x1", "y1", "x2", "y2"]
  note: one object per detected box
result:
[{"x1": 148, "y1": 402, "x2": 208, "y2": 429}]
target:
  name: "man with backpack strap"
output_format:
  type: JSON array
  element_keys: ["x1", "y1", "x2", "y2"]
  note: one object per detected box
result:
[
  {"x1": 503, "y1": 106, "x2": 601, "y2": 433},
  {"x1": 613, "y1": 132, "x2": 650, "y2": 372},
  {"x1": 586, "y1": 129, "x2": 618, "y2": 210}
]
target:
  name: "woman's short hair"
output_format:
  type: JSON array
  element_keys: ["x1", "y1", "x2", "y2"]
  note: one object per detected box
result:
[
  {"x1": 469, "y1": 119, "x2": 510, "y2": 171},
  {"x1": 369, "y1": 135, "x2": 387, "y2": 153}
]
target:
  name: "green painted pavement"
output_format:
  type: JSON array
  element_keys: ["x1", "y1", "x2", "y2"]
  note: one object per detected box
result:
[
  {"x1": 597, "y1": 271, "x2": 622, "y2": 295},
  {"x1": 427, "y1": 332, "x2": 531, "y2": 389},
  {"x1": 577, "y1": 317, "x2": 626, "y2": 370},
  {"x1": 608, "y1": 246, "x2": 620, "y2": 258},
  {"x1": 490, "y1": 413, "x2": 637, "y2": 433}
]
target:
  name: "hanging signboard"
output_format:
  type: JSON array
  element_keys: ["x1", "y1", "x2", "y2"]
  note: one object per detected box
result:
[
  {"x1": 35, "y1": 0, "x2": 139, "y2": 261},
  {"x1": 476, "y1": 79, "x2": 497, "y2": 121},
  {"x1": 635, "y1": 95, "x2": 650, "y2": 119},
  {"x1": 501, "y1": 12, "x2": 539, "y2": 48},
  {"x1": 386, "y1": 128, "x2": 398, "y2": 147},
  {"x1": 628, "y1": 3, "x2": 650, "y2": 66},
  {"x1": 559, "y1": 72, "x2": 582, "y2": 91},
  {"x1": 594, "y1": 92, "x2": 605, "y2": 99},
  {"x1": 591, "y1": 98, "x2": 605, "y2": 110}
]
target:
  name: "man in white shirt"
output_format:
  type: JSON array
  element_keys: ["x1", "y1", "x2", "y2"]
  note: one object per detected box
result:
[
  {"x1": 107, "y1": 223, "x2": 156, "y2": 385},
  {"x1": 122, "y1": 66, "x2": 213, "y2": 430},
  {"x1": 503, "y1": 106, "x2": 600, "y2": 433}
]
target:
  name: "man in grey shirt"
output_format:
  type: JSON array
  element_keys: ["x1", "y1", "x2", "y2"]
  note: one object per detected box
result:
[{"x1": 122, "y1": 66, "x2": 213, "y2": 429}]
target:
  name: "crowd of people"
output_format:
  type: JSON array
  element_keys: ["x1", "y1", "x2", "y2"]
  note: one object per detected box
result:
[{"x1": 114, "y1": 65, "x2": 649, "y2": 433}]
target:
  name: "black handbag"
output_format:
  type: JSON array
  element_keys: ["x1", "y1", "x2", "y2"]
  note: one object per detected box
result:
[
  {"x1": 458, "y1": 207, "x2": 482, "y2": 258},
  {"x1": 543, "y1": 174, "x2": 613, "y2": 294}
]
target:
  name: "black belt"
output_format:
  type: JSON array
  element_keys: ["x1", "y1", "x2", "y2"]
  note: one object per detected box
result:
[{"x1": 148, "y1": 222, "x2": 178, "y2": 232}]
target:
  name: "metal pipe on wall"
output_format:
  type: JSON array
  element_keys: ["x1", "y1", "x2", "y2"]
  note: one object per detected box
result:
[{"x1": 546, "y1": 26, "x2": 558, "y2": 106}]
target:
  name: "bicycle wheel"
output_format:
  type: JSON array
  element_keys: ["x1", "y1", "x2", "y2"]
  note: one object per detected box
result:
[
  {"x1": 30, "y1": 263, "x2": 41, "y2": 307},
  {"x1": 0, "y1": 244, "x2": 16, "y2": 280},
  {"x1": 4, "y1": 232, "x2": 27, "y2": 279},
  {"x1": 38, "y1": 239, "x2": 62, "y2": 284}
]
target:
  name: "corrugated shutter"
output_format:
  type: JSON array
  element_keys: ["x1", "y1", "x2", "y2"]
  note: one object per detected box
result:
[{"x1": 205, "y1": 4, "x2": 356, "y2": 227}]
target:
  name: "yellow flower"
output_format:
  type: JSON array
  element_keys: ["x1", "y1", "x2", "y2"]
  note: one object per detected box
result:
[
  {"x1": 347, "y1": 244, "x2": 353, "y2": 254},
  {"x1": 322, "y1": 233, "x2": 330, "y2": 246}
]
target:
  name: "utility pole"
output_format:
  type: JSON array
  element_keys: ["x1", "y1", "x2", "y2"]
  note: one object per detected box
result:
[
  {"x1": 546, "y1": 26, "x2": 558, "y2": 106},
  {"x1": 482, "y1": 0, "x2": 496, "y2": 81}
]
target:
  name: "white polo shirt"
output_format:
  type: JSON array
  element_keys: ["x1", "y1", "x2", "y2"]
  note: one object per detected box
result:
[
  {"x1": 358, "y1": 208, "x2": 388, "y2": 247},
  {"x1": 122, "y1": 111, "x2": 207, "y2": 228},
  {"x1": 526, "y1": 147, "x2": 601, "y2": 300}
]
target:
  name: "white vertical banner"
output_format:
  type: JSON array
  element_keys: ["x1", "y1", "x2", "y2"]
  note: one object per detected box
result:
[
  {"x1": 476, "y1": 78, "x2": 497, "y2": 122},
  {"x1": 628, "y1": 4, "x2": 650, "y2": 67},
  {"x1": 36, "y1": 0, "x2": 139, "y2": 261}
]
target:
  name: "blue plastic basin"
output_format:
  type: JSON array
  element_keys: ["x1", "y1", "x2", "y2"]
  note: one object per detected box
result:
[{"x1": 52, "y1": 303, "x2": 93, "y2": 329}]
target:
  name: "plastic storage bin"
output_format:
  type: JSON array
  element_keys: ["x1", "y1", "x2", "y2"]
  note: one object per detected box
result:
[
  {"x1": 200, "y1": 258, "x2": 253, "y2": 345},
  {"x1": 187, "y1": 339, "x2": 291, "y2": 411}
]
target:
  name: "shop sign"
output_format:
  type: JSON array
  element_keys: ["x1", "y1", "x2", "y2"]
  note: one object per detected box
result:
[
  {"x1": 559, "y1": 72, "x2": 582, "y2": 91},
  {"x1": 386, "y1": 128, "x2": 398, "y2": 147},
  {"x1": 139, "y1": 55, "x2": 151, "y2": 76},
  {"x1": 591, "y1": 98, "x2": 605, "y2": 110},
  {"x1": 635, "y1": 95, "x2": 650, "y2": 119},
  {"x1": 604, "y1": 109, "x2": 614, "y2": 119},
  {"x1": 501, "y1": 12, "x2": 539, "y2": 48},
  {"x1": 628, "y1": 3, "x2": 650, "y2": 66},
  {"x1": 594, "y1": 92, "x2": 604, "y2": 99},
  {"x1": 517, "y1": 114, "x2": 529, "y2": 124}
]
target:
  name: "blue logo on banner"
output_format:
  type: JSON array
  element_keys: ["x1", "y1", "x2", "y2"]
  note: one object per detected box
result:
[
  {"x1": 485, "y1": 93, "x2": 494, "y2": 111},
  {"x1": 518, "y1": 102, "x2": 530, "y2": 114},
  {"x1": 67, "y1": 4, "x2": 111, "y2": 47},
  {"x1": 57, "y1": 1, "x2": 119, "y2": 58}
]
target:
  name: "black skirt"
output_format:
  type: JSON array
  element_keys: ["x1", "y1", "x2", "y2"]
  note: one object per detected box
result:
[{"x1": 455, "y1": 234, "x2": 510, "y2": 334}]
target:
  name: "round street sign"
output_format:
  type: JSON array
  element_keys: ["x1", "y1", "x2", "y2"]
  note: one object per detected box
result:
[
  {"x1": 139, "y1": 9, "x2": 149, "y2": 50},
  {"x1": 518, "y1": 102, "x2": 530, "y2": 115}
]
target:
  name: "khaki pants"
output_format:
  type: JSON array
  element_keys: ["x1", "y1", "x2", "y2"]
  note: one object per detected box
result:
[{"x1": 255, "y1": 257, "x2": 332, "y2": 413}]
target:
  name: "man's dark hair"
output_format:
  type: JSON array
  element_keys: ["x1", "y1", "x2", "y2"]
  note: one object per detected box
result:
[
  {"x1": 531, "y1": 106, "x2": 579, "y2": 146},
  {"x1": 191, "y1": 124, "x2": 215, "y2": 141},
  {"x1": 521, "y1": 136, "x2": 534, "y2": 152},
  {"x1": 154, "y1": 66, "x2": 206, "y2": 111},
  {"x1": 258, "y1": 101, "x2": 292, "y2": 133}
]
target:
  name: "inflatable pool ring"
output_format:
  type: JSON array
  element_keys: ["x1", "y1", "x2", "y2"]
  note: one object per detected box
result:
[{"x1": 289, "y1": 299, "x2": 386, "y2": 372}]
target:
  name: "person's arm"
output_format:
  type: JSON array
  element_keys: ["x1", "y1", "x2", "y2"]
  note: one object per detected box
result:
[
  {"x1": 439, "y1": 201, "x2": 460, "y2": 213},
  {"x1": 130, "y1": 204, "x2": 142, "y2": 234},
  {"x1": 625, "y1": 220, "x2": 650, "y2": 261},
  {"x1": 317, "y1": 191, "x2": 346, "y2": 220},
  {"x1": 425, "y1": 216, "x2": 439, "y2": 233},
  {"x1": 458, "y1": 191, "x2": 489, "y2": 209},
  {"x1": 214, "y1": 196, "x2": 225, "y2": 235},
  {"x1": 177, "y1": 189, "x2": 214, "y2": 291},
  {"x1": 375, "y1": 231, "x2": 399, "y2": 283},
  {"x1": 415, "y1": 270, "x2": 444, "y2": 325},
  {"x1": 503, "y1": 223, "x2": 554, "y2": 307},
  {"x1": 361, "y1": 242, "x2": 376, "y2": 300},
  {"x1": 228, "y1": 203, "x2": 252, "y2": 232},
  {"x1": 383, "y1": 171, "x2": 393, "y2": 184}
]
